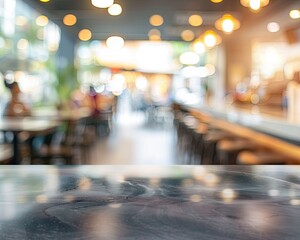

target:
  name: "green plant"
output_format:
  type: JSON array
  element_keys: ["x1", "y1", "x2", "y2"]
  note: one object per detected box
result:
[{"x1": 56, "y1": 63, "x2": 78, "y2": 103}]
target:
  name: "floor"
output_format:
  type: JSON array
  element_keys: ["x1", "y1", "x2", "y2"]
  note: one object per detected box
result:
[{"x1": 88, "y1": 111, "x2": 178, "y2": 165}]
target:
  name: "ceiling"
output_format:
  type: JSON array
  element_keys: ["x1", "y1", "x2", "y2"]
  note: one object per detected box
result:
[{"x1": 25, "y1": 0, "x2": 299, "y2": 41}]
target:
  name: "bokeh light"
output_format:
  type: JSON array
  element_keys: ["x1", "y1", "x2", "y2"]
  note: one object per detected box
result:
[
  {"x1": 188, "y1": 15, "x2": 203, "y2": 27},
  {"x1": 36, "y1": 15, "x2": 49, "y2": 27},
  {"x1": 17, "y1": 38, "x2": 29, "y2": 50},
  {"x1": 289, "y1": 10, "x2": 300, "y2": 19},
  {"x1": 106, "y1": 36, "x2": 125, "y2": 49},
  {"x1": 267, "y1": 22, "x2": 280, "y2": 33},
  {"x1": 181, "y1": 30, "x2": 194, "y2": 42},
  {"x1": 78, "y1": 29, "x2": 92, "y2": 41},
  {"x1": 149, "y1": 15, "x2": 164, "y2": 26},
  {"x1": 148, "y1": 29, "x2": 161, "y2": 41},
  {"x1": 202, "y1": 30, "x2": 221, "y2": 48},
  {"x1": 63, "y1": 14, "x2": 77, "y2": 26},
  {"x1": 108, "y1": 4, "x2": 122, "y2": 16},
  {"x1": 15, "y1": 16, "x2": 28, "y2": 26},
  {"x1": 179, "y1": 52, "x2": 200, "y2": 65},
  {"x1": 215, "y1": 14, "x2": 240, "y2": 34},
  {"x1": 193, "y1": 39, "x2": 206, "y2": 54},
  {"x1": 91, "y1": 0, "x2": 114, "y2": 8},
  {"x1": 240, "y1": 0, "x2": 269, "y2": 12}
]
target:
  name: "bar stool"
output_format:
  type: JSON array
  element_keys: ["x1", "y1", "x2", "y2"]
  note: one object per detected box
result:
[
  {"x1": 237, "y1": 150, "x2": 288, "y2": 165},
  {"x1": 181, "y1": 116, "x2": 200, "y2": 164},
  {"x1": 0, "y1": 144, "x2": 13, "y2": 164},
  {"x1": 190, "y1": 123, "x2": 209, "y2": 164},
  {"x1": 217, "y1": 139, "x2": 261, "y2": 164},
  {"x1": 202, "y1": 130, "x2": 236, "y2": 164},
  {"x1": 174, "y1": 112, "x2": 186, "y2": 149}
]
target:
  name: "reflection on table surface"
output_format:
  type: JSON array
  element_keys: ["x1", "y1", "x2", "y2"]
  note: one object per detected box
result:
[
  {"x1": 0, "y1": 117, "x2": 60, "y2": 132},
  {"x1": 31, "y1": 107, "x2": 92, "y2": 121},
  {"x1": 0, "y1": 165, "x2": 299, "y2": 239}
]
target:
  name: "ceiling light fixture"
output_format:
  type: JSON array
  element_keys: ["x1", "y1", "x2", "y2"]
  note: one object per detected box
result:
[
  {"x1": 267, "y1": 22, "x2": 280, "y2": 33},
  {"x1": 108, "y1": 4, "x2": 122, "y2": 16},
  {"x1": 79, "y1": 29, "x2": 92, "y2": 41},
  {"x1": 210, "y1": 0, "x2": 223, "y2": 3},
  {"x1": 188, "y1": 15, "x2": 203, "y2": 27},
  {"x1": 201, "y1": 30, "x2": 222, "y2": 48},
  {"x1": 106, "y1": 36, "x2": 125, "y2": 49},
  {"x1": 149, "y1": 15, "x2": 164, "y2": 27},
  {"x1": 63, "y1": 14, "x2": 77, "y2": 26},
  {"x1": 289, "y1": 10, "x2": 300, "y2": 19},
  {"x1": 240, "y1": 0, "x2": 269, "y2": 12},
  {"x1": 181, "y1": 30, "x2": 195, "y2": 42},
  {"x1": 215, "y1": 14, "x2": 240, "y2": 34},
  {"x1": 148, "y1": 29, "x2": 161, "y2": 41},
  {"x1": 91, "y1": 0, "x2": 114, "y2": 9},
  {"x1": 192, "y1": 39, "x2": 206, "y2": 54}
]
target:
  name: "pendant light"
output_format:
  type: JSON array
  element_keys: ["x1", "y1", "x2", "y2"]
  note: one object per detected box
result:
[
  {"x1": 200, "y1": 30, "x2": 222, "y2": 48},
  {"x1": 215, "y1": 14, "x2": 240, "y2": 34},
  {"x1": 91, "y1": 0, "x2": 114, "y2": 9},
  {"x1": 240, "y1": 0, "x2": 269, "y2": 12}
]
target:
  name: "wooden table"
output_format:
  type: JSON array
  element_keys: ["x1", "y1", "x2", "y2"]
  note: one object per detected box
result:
[
  {"x1": 32, "y1": 107, "x2": 92, "y2": 122},
  {"x1": 0, "y1": 118, "x2": 60, "y2": 164},
  {"x1": 0, "y1": 165, "x2": 299, "y2": 239},
  {"x1": 32, "y1": 108, "x2": 92, "y2": 144}
]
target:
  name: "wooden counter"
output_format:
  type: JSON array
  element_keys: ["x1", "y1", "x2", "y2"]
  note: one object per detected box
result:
[{"x1": 178, "y1": 103, "x2": 300, "y2": 163}]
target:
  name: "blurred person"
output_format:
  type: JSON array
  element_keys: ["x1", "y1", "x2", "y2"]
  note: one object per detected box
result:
[
  {"x1": 87, "y1": 86, "x2": 117, "y2": 136},
  {"x1": 3, "y1": 81, "x2": 31, "y2": 117},
  {"x1": 88, "y1": 86, "x2": 100, "y2": 117},
  {"x1": 2, "y1": 80, "x2": 33, "y2": 150}
]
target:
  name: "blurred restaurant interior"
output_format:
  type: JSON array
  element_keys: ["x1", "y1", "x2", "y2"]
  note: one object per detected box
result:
[
  {"x1": 0, "y1": 0, "x2": 300, "y2": 165},
  {"x1": 0, "y1": 0, "x2": 300, "y2": 239}
]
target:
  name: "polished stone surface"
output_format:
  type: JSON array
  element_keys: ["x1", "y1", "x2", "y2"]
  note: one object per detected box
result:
[{"x1": 0, "y1": 166, "x2": 299, "y2": 239}]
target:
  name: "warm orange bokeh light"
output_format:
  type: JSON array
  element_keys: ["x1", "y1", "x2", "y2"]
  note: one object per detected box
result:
[
  {"x1": 149, "y1": 15, "x2": 164, "y2": 27},
  {"x1": 215, "y1": 14, "x2": 240, "y2": 34},
  {"x1": 148, "y1": 29, "x2": 161, "y2": 41},
  {"x1": 201, "y1": 30, "x2": 222, "y2": 48},
  {"x1": 181, "y1": 30, "x2": 195, "y2": 42},
  {"x1": 188, "y1": 15, "x2": 203, "y2": 27},
  {"x1": 63, "y1": 14, "x2": 77, "y2": 26},
  {"x1": 78, "y1": 29, "x2": 92, "y2": 41},
  {"x1": 240, "y1": 0, "x2": 269, "y2": 12}
]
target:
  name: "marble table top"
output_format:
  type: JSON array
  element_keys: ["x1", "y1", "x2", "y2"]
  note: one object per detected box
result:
[{"x1": 0, "y1": 165, "x2": 299, "y2": 240}]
